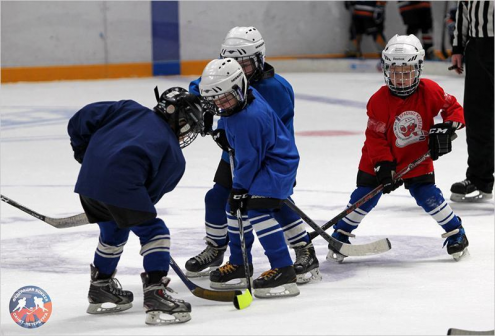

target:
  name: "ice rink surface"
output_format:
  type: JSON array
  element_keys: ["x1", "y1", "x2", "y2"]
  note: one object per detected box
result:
[{"x1": 1, "y1": 71, "x2": 494, "y2": 335}]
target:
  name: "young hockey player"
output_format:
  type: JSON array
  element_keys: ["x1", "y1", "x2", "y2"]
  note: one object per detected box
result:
[
  {"x1": 328, "y1": 34, "x2": 468, "y2": 262},
  {"x1": 185, "y1": 26, "x2": 320, "y2": 285},
  {"x1": 198, "y1": 58, "x2": 301, "y2": 298},
  {"x1": 68, "y1": 87, "x2": 203, "y2": 325}
]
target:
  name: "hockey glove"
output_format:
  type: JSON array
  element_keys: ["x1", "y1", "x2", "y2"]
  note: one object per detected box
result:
[
  {"x1": 72, "y1": 143, "x2": 87, "y2": 164},
  {"x1": 374, "y1": 161, "x2": 403, "y2": 194},
  {"x1": 429, "y1": 123, "x2": 455, "y2": 161},
  {"x1": 211, "y1": 129, "x2": 232, "y2": 152},
  {"x1": 229, "y1": 189, "x2": 249, "y2": 215}
]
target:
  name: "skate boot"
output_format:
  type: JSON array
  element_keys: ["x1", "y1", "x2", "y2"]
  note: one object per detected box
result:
[
  {"x1": 293, "y1": 242, "x2": 322, "y2": 284},
  {"x1": 185, "y1": 242, "x2": 227, "y2": 277},
  {"x1": 253, "y1": 266, "x2": 300, "y2": 299},
  {"x1": 141, "y1": 273, "x2": 191, "y2": 325},
  {"x1": 86, "y1": 264, "x2": 133, "y2": 314},
  {"x1": 209, "y1": 262, "x2": 253, "y2": 290},
  {"x1": 450, "y1": 179, "x2": 493, "y2": 203},
  {"x1": 327, "y1": 229, "x2": 355, "y2": 263},
  {"x1": 442, "y1": 226, "x2": 469, "y2": 261}
]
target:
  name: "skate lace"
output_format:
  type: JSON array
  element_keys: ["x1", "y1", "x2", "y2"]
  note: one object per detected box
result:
[
  {"x1": 218, "y1": 262, "x2": 237, "y2": 275},
  {"x1": 460, "y1": 179, "x2": 472, "y2": 186},
  {"x1": 295, "y1": 247, "x2": 311, "y2": 265},
  {"x1": 259, "y1": 269, "x2": 278, "y2": 280},
  {"x1": 109, "y1": 278, "x2": 128, "y2": 296},
  {"x1": 194, "y1": 246, "x2": 219, "y2": 264}
]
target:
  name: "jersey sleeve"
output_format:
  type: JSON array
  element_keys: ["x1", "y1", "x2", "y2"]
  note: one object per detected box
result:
[
  {"x1": 437, "y1": 87, "x2": 465, "y2": 128},
  {"x1": 67, "y1": 101, "x2": 116, "y2": 158},
  {"x1": 188, "y1": 77, "x2": 201, "y2": 96},
  {"x1": 364, "y1": 95, "x2": 394, "y2": 165}
]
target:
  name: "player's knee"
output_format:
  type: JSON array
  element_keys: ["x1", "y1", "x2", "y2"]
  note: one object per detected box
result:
[{"x1": 205, "y1": 184, "x2": 230, "y2": 209}]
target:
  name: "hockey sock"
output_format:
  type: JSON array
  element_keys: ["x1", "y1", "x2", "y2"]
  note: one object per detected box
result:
[
  {"x1": 204, "y1": 183, "x2": 230, "y2": 246},
  {"x1": 94, "y1": 221, "x2": 130, "y2": 275},
  {"x1": 227, "y1": 210, "x2": 254, "y2": 265},
  {"x1": 249, "y1": 209, "x2": 293, "y2": 269},
  {"x1": 409, "y1": 183, "x2": 461, "y2": 232},
  {"x1": 274, "y1": 198, "x2": 309, "y2": 247},
  {"x1": 333, "y1": 187, "x2": 381, "y2": 233},
  {"x1": 132, "y1": 218, "x2": 171, "y2": 274}
]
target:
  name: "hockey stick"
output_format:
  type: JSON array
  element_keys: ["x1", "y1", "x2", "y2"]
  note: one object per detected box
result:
[
  {"x1": 1, "y1": 194, "x2": 90, "y2": 228},
  {"x1": 307, "y1": 149, "x2": 433, "y2": 241},
  {"x1": 447, "y1": 328, "x2": 495, "y2": 335},
  {"x1": 1, "y1": 194, "x2": 242, "y2": 303},
  {"x1": 228, "y1": 150, "x2": 253, "y2": 310},
  {"x1": 284, "y1": 199, "x2": 391, "y2": 257}
]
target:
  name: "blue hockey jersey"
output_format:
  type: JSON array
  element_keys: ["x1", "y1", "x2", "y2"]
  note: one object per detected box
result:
[
  {"x1": 68, "y1": 100, "x2": 185, "y2": 214},
  {"x1": 222, "y1": 88, "x2": 299, "y2": 199},
  {"x1": 190, "y1": 64, "x2": 295, "y2": 162}
]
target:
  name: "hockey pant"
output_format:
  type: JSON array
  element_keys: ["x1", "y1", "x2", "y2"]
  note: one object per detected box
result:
[
  {"x1": 94, "y1": 218, "x2": 170, "y2": 276},
  {"x1": 204, "y1": 183, "x2": 309, "y2": 248},
  {"x1": 227, "y1": 205, "x2": 293, "y2": 269},
  {"x1": 333, "y1": 183, "x2": 461, "y2": 234}
]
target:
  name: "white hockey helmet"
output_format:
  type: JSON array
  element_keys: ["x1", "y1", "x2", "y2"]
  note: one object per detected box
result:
[
  {"x1": 199, "y1": 58, "x2": 248, "y2": 116},
  {"x1": 220, "y1": 26, "x2": 266, "y2": 82},
  {"x1": 382, "y1": 34, "x2": 425, "y2": 97}
]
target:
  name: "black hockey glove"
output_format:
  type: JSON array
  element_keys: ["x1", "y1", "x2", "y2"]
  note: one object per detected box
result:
[
  {"x1": 211, "y1": 129, "x2": 232, "y2": 152},
  {"x1": 429, "y1": 123, "x2": 455, "y2": 161},
  {"x1": 374, "y1": 161, "x2": 403, "y2": 194},
  {"x1": 201, "y1": 110, "x2": 214, "y2": 136},
  {"x1": 229, "y1": 189, "x2": 249, "y2": 215},
  {"x1": 71, "y1": 143, "x2": 87, "y2": 164}
]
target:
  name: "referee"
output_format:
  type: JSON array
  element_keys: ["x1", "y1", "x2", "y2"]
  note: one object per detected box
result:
[{"x1": 450, "y1": 1, "x2": 494, "y2": 202}]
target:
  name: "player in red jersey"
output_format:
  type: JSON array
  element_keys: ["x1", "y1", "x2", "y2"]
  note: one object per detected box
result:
[{"x1": 328, "y1": 34, "x2": 469, "y2": 261}]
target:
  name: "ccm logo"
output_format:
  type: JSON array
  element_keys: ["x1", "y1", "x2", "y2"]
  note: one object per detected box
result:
[{"x1": 429, "y1": 128, "x2": 448, "y2": 134}]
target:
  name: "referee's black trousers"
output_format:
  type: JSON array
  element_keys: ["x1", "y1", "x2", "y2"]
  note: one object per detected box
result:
[{"x1": 464, "y1": 37, "x2": 494, "y2": 193}]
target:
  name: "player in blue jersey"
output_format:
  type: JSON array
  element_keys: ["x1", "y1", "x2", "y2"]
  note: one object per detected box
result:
[
  {"x1": 185, "y1": 27, "x2": 320, "y2": 285},
  {"x1": 198, "y1": 58, "x2": 303, "y2": 298},
  {"x1": 68, "y1": 87, "x2": 203, "y2": 325}
]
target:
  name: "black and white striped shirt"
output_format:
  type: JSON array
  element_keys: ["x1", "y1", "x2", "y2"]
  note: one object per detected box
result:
[{"x1": 452, "y1": 1, "x2": 494, "y2": 54}]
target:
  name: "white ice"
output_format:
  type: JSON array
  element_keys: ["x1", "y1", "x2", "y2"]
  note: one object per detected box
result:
[{"x1": 1, "y1": 71, "x2": 494, "y2": 335}]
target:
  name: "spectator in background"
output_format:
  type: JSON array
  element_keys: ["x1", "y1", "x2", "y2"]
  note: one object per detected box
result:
[
  {"x1": 344, "y1": 1, "x2": 387, "y2": 59},
  {"x1": 450, "y1": 1, "x2": 494, "y2": 203},
  {"x1": 445, "y1": 5, "x2": 458, "y2": 48},
  {"x1": 397, "y1": 1, "x2": 436, "y2": 60}
]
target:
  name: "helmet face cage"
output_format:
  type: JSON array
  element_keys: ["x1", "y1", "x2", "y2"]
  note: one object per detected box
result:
[
  {"x1": 222, "y1": 52, "x2": 265, "y2": 83},
  {"x1": 203, "y1": 84, "x2": 246, "y2": 117},
  {"x1": 383, "y1": 61, "x2": 422, "y2": 97}
]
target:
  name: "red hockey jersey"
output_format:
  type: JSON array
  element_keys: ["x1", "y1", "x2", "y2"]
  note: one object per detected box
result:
[{"x1": 358, "y1": 78, "x2": 465, "y2": 179}]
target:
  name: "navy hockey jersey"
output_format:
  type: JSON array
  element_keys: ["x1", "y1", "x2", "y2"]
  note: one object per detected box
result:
[{"x1": 68, "y1": 100, "x2": 185, "y2": 214}]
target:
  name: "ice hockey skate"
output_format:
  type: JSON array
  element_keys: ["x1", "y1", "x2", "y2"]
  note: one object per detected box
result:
[
  {"x1": 252, "y1": 266, "x2": 300, "y2": 299},
  {"x1": 86, "y1": 264, "x2": 133, "y2": 314},
  {"x1": 185, "y1": 242, "x2": 227, "y2": 277},
  {"x1": 442, "y1": 226, "x2": 469, "y2": 261},
  {"x1": 209, "y1": 262, "x2": 253, "y2": 290},
  {"x1": 141, "y1": 273, "x2": 191, "y2": 325},
  {"x1": 293, "y1": 242, "x2": 322, "y2": 284},
  {"x1": 450, "y1": 179, "x2": 493, "y2": 203},
  {"x1": 326, "y1": 229, "x2": 355, "y2": 263}
]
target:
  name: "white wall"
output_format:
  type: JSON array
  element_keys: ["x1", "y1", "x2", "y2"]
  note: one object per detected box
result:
[
  {"x1": 1, "y1": 1, "x2": 452, "y2": 68},
  {"x1": 1, "y1": 1, "x2": 151, "y2": 67}
]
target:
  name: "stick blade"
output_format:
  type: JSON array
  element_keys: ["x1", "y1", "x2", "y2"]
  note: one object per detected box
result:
[{"x1": 233, "y1": 289, "x2": 252, "y2": 310}]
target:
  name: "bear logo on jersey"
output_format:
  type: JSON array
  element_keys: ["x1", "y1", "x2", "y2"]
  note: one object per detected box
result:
[{"x1": 393, "y1": 111, "x2": 427, "y2": 148}]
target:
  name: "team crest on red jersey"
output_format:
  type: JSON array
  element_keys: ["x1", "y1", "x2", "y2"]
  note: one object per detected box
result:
[{"x1": 393, "y1": 111, "x2": 427, "y2": 148}]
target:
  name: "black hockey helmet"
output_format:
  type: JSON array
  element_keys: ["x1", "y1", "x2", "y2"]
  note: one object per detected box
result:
[{"x1": 154, "y1": 86, "x2": 204, "y2": 148}]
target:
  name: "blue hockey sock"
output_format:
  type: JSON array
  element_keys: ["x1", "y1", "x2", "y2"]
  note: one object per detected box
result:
[
  {"x1": 227, "y1": 210, "x2": 254, "y2": 265},
  {"x1": 204, "y1": 183, "x2": 230, "y2": 247},
  {"x1": 409, "y1": 183, "x2": 461, "y2": 232},
  {"x1": 274, "y1": 198, "x2": 309, "y2": 247},
  {"x1": 93, "y1": 221, "x2": 130, "y2": 275},
  {"x1": 333, "y1": 187, "x2": 381, "y2": 234}
]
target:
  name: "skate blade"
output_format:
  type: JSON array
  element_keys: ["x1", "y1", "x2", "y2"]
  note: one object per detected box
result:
[
  {"x1": 86, "y1": 302, "x2": 132, "y2": 314},
  {"x1": 185, "y1": 266, "x2": 219, "y2": 278},
  {"x1": 210, "y1": 277, "x2": 250, "y2": 290},
  {"x1": 145, "y1": 311, "x2": 191, "y2": 325},
  {"x1": 296, "y1": 268, "x2": 322, "y2": 285},
  {"x1": 452, "y1": 248, "x2": 470, "y2": 261},
  {"x1": 326, "y1": 249, "x2": 346, "y2": 263},
  {"x1": 253, "y1": 283, "x2": 300, "y2": 299},
  {"x1": 451, "y1": 192, "x2": 493, "y2": 203}
]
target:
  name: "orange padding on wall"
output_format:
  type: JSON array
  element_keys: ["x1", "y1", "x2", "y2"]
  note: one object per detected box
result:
[{"x1": 1, "y1": 63, "x2": 152, "y2": 83}]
